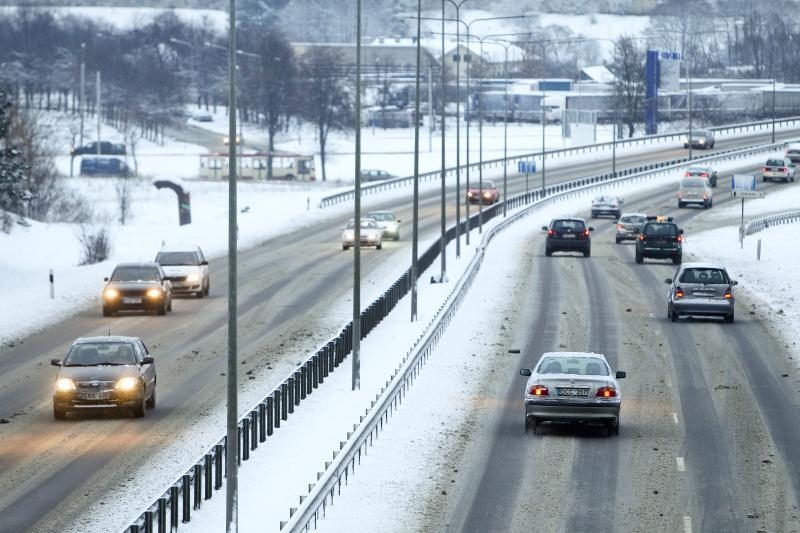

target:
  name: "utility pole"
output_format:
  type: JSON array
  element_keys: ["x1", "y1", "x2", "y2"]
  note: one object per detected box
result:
[
  {"x1": 412, "y1": 0, "x2": 422, "y2": 321},
  {"x1": 79, "y1": 43, "x2": 85, "y2": 147},
  {"x1": 96, "y1": 71, "x2": 101, "y2": 155},
  {"x1": 352, "y1": 0, "x2": 362, "y2": 390},
  {"x1": 428, "y1": 66, "x2": 433, "y2": 152},
  {"x1": 438, "y1": 0, "x2": 447, "y2": 283}
]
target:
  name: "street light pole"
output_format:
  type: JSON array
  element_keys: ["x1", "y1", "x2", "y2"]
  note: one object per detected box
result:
[
  {"x1": 446, "y1": 0, "x2": 467, "y2": 258},
  {"x1": 79, "y1": 43, "x2": 85, "y2": 147},
  {"x1": 438, "y1": 0, "x2": 447, "y2": 283},
  {"x1": 772, "y1": 77, "x2": 776, "y2": 143},
  {"x1": 412, "y1": 0, "x2": 422, "y2": 321},
  {"x1": 687, "y1": 56, "x2": 693, "y2": 161},
  {"x1": 352, "y1": 0, "x2": 362, "y2": 390}
]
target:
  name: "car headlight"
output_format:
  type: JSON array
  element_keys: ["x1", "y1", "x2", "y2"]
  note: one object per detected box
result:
[
  {"x1": 186, "y1": 273, "x2": 201, "y2": 283},
  {"x1": 698, "y1": 139, "x2": 705, "y2": 144},
  {"x1": 146, "y1": 288, "x2": 163, "y2": 298},
  {"x1": 104, "y1": 288, "x2": 119, "y2": 300},
  {"x1": 55, "y1": 378, "x2": 76, "y2": 392},
  {"x1": 115, "y1": 376, "x2": 140, "y2": 391}
]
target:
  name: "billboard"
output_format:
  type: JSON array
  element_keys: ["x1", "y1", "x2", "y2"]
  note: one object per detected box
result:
[{"x1": 659, "y1": 51, "x2": 682, "y2": 92}]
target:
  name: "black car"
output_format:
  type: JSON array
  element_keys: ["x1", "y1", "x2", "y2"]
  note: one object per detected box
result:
[
  {"x1": 70, "y1": 141, "x2": 126, "y2": 156},
  {"x1": 543, "y1": 218, "x2": 594, "y2": 257},
  {"x1": 102, "y1": 262, "x2": 172, "y2": 316},
  {"x1": 80, "y1": 157, "x2": 131, "y2": 177},
  {"x1": 51, "y1": 336, "x2": 157, "y2": 419},
  {"x1": 635, "y1": 216, "x2": 683, "y2": 265}
]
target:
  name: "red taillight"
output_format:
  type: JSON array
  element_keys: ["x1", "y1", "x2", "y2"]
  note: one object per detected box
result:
[
  {"x1": 684, "y1": 171, "x2": 690, "y2": 176},
  {"x1": 724, "y1": 289, "x2": 732, "y2": 299},
  {"x1": 763, "y1": 167, "x2": 769, "y2": 172},
  {"x1": 596, "y1": 386, "x2": 617, "y2": 398},
  {"x1": 677, "y1": 192, "x2": 682, "y2": 199},
  {"x1": 547, "y1": 229, "x2": 555, "y2": 236},
  {"x1": 700, "y1": 172, "x2": 708, "y2": 177},
  {"x1": 529, "y1": 385, "x2": 549, "y2": 396},
  {"x1": 675, "y1": 287, "x2": 685, "y2": 298},
  {"x1": 583, "y1": 229, "x2": 590, "y2": 237},
  {"x1": 703, "y1": 194, "x2": 708, "y2": 199},
  {"x1": 616, "y1": 223, "x2": 623, "y2": 229},
  {"x1": 782, "y1": 168, "x2": 788, "y2": 172},
  {"x1": 675, "y1": 235, "x2": 683, "y2": 242},
  {"x1": 638, "y1": 234, "x2": 644, "y2": 241}
]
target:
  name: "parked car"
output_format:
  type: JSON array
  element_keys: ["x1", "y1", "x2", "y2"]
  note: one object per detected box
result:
[
  {"x1": 684, "y1": 165, "x2": 718, "y2": 187},
  {"x1": 360, "y1": 169, "x2": 396, "y2": 182},
  {"x1": 665, "y1": 263, "x2": 737, "y2": 323},
  {"x1": 635, "y1": 216, "x2": 683, "y2": 265},
  {"x1": 366, "y1": 211, "x2": 401, "y2": 240},
  {"x1": 615, "y1": 213, "x2": 647, "y2": 244},
  {"x1": 70, "y1": 141, "x2": 126, "y2": 156},
  {"x1": 543, "y1": 217, "x2": 593, "y2": 257},
  {"x1": 520, "y1": 351, "x2": 626, "y2": 435},
  {"x1": 51, "y1": 336, "x2": 156, "y2": 419},
  {"x1": 342, "y1": 218, "x2": 383, "y2": 250},
  {"x1": 102, "y1": 262, "x2": 172, "y2": 316},
  {"x1": 683, "y1": 129, "x2": 715, "y2": 149},
  {"x1": 191, "y1": 112, "x2": 213, "y2": 122},
  {"x1": 677, "y1": 176, "x2": 713, "y2": 208},
  {"x1": 223, "y1": 135, "x2": 242, "y2": 145},
  {"x1": 785, "y1": 144, "x2": 800, "y2": 163},
  {"x1": 80, "y1": 157, "x2": 131, "y2": 177},
  {"x1": 466, "y1": 180, "x2": 499, "y2": 205},
  {"x1": 155, "y1": 246, "x2": 210, "y2": 298},
  {"x1": 590, "y1": 195, "x2": 623, "y2": 219},
  {"x1": 761, "y1": 157, "x2": 796, "y2": 183}
]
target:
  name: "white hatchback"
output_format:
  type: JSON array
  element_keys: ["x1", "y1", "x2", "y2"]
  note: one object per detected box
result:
[{"x1": 155, "y1": 246, "x2": 210, "y2": 298}]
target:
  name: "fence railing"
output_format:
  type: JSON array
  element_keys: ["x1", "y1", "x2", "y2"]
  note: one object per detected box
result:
[
  {"x1": 124, "y1": 138, "x2": 793, "y2": 533},
  {"x1": 745, "y1": 210, "x2": 800, "y2": 236},
  {"x1": 318, "y1": 115, "x2": 800, "y2": 209}
]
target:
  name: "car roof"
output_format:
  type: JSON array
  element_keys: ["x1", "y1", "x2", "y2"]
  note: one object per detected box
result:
[
  {"x1": 74, "y1": 336, "x2": 141, "y2": 344},
  {"x1": 678, "y1": 262, "x2": 728, "y2": 270},
  {"x1": 619, "y1": 212, "x2": 647, "y2": 218},
  {"x1": 366, "y1": 210, "x2": 394, "y2": 215},
  {"x1": 551, "y1": 217, "x2": 586, "y2": 222},
  {"x1": 158, "y1": 246, "x2": 201, "y2": 253},
  {"x1": 538, "y1": 351, "x2": 607, "y2": 361},
  {"x1": 114, "y1": 262, "x2": 161, "y2": 268}
]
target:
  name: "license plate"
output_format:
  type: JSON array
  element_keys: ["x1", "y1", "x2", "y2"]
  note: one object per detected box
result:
[
  {"x1": 81, "y1": 391, "x2": 110, "y2": 400},
  {"x1": 122, "y1": 297, "x2": 142, "y2": 304},
  {"x1": 561, "y1": 234, "x2": 576, "y2": 239},
  {"x1": 558, "y1": 387, "x2": 588, "y2": 397}
]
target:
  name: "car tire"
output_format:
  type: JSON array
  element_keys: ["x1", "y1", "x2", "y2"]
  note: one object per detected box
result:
[
  {"x1": 146, "y1": 387, "x2": 156, "y2": 409},
  {"x1": 342, "y1": 245, "x2": 349, "y2": 251},
  {"x1": 53, "y1": 405, "x2": 67, "y2": 420},
  {"x1": 132, "y1": 395, "x2": 146, "y2": 418},
  {"x1": 635, "y1": 251, "x2": 643, "y2": 264},
  {"x1": 678, "y1": 201, "x2": 685, "y2": 208},
  {"x1": 394, "y1": 233, "x2": 400, "y2": 241},
  {"x1": 284, "y1": 174, "x2": 295, "y2": 181},
  {"x1": 204, "y1": 282, "x2": 210, "y2": 296},
  {"x1": 167, "y1": 299, "x2": 172, "y2": 312},
  {"x1": 673, "y1": 254, "x2": 682, "y2": 265},
  {"x1": 102, "y1": 306, "x2": 113, "y2": 317},
  {"x1": 376, "y1": 243, "x2": 382, "y2": 250},
  {"x1": 158, "y1": 301, "x2": 167, "y2": 316},
  {"x1": 197, "y1": 289, "x2": 204, "y2": 299},
  {"x1": 545, "y1": 247, "x2": 553, "y2": 257},
  {"x1": 725, "y1": 311, "x2": 735, "y2": 324},
  {"x1": 584, "y1": 248, "x2": 591, "y2": 258},
  {"x1": 591, "y1": 212, "x2": 597, "y2": 219},
  {"x1": 671, "y1": 309, "x2": 679, "y2": 322},
  {"x1": 615, "y1": 236, "x2": 621, "y2": 244}
]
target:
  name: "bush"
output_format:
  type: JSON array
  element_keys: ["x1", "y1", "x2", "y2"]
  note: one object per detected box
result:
[{"x1": 77, "y1": 225, "x2": 111, "y2": 265}]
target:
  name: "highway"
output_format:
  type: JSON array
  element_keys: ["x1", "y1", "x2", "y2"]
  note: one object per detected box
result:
[{"x1": 0, "y1": 124, "x2": 797, "y2": 532}]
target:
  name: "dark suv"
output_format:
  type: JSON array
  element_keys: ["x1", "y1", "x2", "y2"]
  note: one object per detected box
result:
[
  {"x1": 543, "y1": 218, "x2": 594, "y2": 257},
  {"x1": 635, "y1": 216, "x2": 683, "y2": 265},
  {"x1": 70, "y1": 141, "x2": 126, "y2": 156}
]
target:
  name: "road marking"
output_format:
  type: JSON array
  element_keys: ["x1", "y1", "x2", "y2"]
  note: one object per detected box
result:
[
  {"x1": 672, "y1": 412, "x2": 679, "y2": 424},
  {"x1": 676, "y1": 456, "x2": 686, "y2": 472},
  {"x1": 683, "y1": 515, "x2": 692, "y2": 533}
]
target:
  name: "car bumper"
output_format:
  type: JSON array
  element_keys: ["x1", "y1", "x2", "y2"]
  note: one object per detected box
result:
[
  {"x1": 169, "y1": 281, "x2": 202, "y2": 293},
  {"x1": 547, "y1": 239, "x2": 590, "y2": 252},
  {"x1": 763, "y1": 173, "x2": 791, "y2": 180},
  {"x1": 525, "y1": 399, "x2": 620, "y2": 421},
  {"x1": 342, "y1": 239, "x2": 382, "y2": 247},
  {"x1": 104, "y1": 295, "x2": 165, "y2": 311},
  {"x1": 54, "y1": 390, "x2": 145, "y2": 410},
  {"x1": 592, "y1": 208, "x2": 619, "y2": 217},
  {"x1": 673, "y1": 299, "x2": 734, "y2": 317},
  {"x1": 640, "y1": 246, "x2": 681, "y2": 258},
  {"x1": 616, "y1": 230, "x2": 638, "y2": 240},
  {"x1": 679, "y1": 197, "x2": 706, "y2": 204}
]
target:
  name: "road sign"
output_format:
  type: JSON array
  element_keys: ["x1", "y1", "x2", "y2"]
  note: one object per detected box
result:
[
  {"x1": 731, "y1": 174, "x2": 756, "y2": 190},
  {"x1": 517, "y1": 161, "x2": 536, "y2": 173},
  {"x1": 732, "y1": 189, "x2": 766, "y2": 198}
]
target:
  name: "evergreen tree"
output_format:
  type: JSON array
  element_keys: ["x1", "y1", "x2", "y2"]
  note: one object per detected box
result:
[{"x1": 0, "y1": 88, "x2": 27, "y2": 232}]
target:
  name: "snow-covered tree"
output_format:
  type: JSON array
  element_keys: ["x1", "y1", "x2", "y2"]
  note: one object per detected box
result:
[{"x1": 0, "y1": 88, "x2": 27, "y2": 232}]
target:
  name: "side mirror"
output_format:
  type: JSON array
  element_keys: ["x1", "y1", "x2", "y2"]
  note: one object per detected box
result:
[
  {"x1": 201, "y1": 261, "x2": 208, "y2": 266},
  {"x1": 51, "y1": 359, "x2": 62, "y2": 367},
  {"x1": 541, "y1": 226, "x2": 548, "y2": 231},
  {"x1": 679, "y1": 229, "x2": 684, "y2": 235},
  {"x1": 396, "y1": 219, "x2": 402, "y2": 223},
  {"x1": 519, "y1": 368, "x2": 532, "y2": 377},
  {"x1": 104, "y1": 277, "x2": 109, "y2": 282},
  {"x1": 664, "y1": 278, "x2": 672, "y2": 284},
  {"x1": 142, "y1": 356, "x2": 155, "y2": 365},
  {"x1": 616, "y1": 371, "x2": 626, "y2": 379},
  {"x1": 731, "y1": 280, "x2": 739, "y2": 286},
  {"x1": 588, "y1": 227, "x2": 595, "y2": 232},
  {"x1": 619, "y1": 199, "x2": 624, "y2": 205}
]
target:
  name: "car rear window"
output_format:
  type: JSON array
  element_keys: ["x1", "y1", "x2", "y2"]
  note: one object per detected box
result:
[
  {"x1": 681, "y1": 178, "x2": 706, "y2": 188},
  {"x1": 643, "y1": 223, "x2": 677, "y2": 237},
  {"x1": 367, "y1": 213, "x2": 395, "y2": 222},
  {"x1": 679, "y1": 268, "x2": 729, "y2": 284},
  {"x1": 766, "y1": 159, "x2": 785, "y2": 166},
  {"x1": 65, "y1": 342, "x2": 137, "y2": 366},
  {"x1": 620, "y1": 215, "x2": 645, "y2": 224},
  {"x1": 156, "y1": 252, "x2": 199, "y2": 266},
  {"x1": 552, "y1": 219, "x2": 585, "y2": 231},
  {"x1": 538, "y1": 356, "x2": 608, "y2": 376}
]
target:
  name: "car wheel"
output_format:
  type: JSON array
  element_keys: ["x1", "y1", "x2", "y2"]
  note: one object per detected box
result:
[
  {"x1": 591, "y1": 212, "x2": 597, "y2": 219},
  {"x1": 342, "y1": 245, "x2": 349, "y2": 251},
  {"x1": 615, "y1": 236, "x2": 621, "y2": 244},
  {"x1": 678, "y1": 201, "x2": 685, "y2": 208},
  {"x1": 102, "y1": 306, "x2": 113, "y2": 317},
  {"x1": 635, "y1": 251, "x2": 643, "y2": 264},
  {"x1": 584, "y1": 248, "x2": 591, "y2": 258},
  {"x1": 146, "y1": 387, "x2": 156, "y2": 409},
  {"x1": 376, "y1": 243, "x2": 382, "y2": 250},
  {"x1": 197, "y1": 289, "x2": 204, "y2": 299},
  {"x1": 132, "y1": 395, "x2": 146, "y2": 418},
  {"x1": 725, "y1": 311, "x2": 735, "y2": 324},
  {"x1": 671, "y1": 310, "x2": 679, "y2": 322},
  {"x1": 284, "y1": 174, "x2": 296, "y2": 181},
  {"x1": 612, "y1": 418, "x2": 620, "y2": 436},
  {"x1": 667, "y1": 305, "x2": 673, "y2": 320},
  {"x1": 167, "y1": 298, "x2": 172, "y2": 312},
  {"x1": 394, "y1": 233, "x2": 400, "y2": 241},
  {"x1": 204, "y1": 282, "x2": 210, "y2": 296},
  {"x1": 158, "y1": 301, "x2": 167, "y2": 316},
  {"x1": 53, "y1": 405, "x2": 67, "y2": 420},
  {"x1": 673, "y1": 254, "x2": 682, "y2": 265},
  {"x1": 545, "y1": 247, "x2": 553, "y2": 257}
]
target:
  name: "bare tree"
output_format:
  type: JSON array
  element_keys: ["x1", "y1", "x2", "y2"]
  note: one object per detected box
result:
[{"x1": 608, "y1": 36, "x2": 646, "y2": 138}]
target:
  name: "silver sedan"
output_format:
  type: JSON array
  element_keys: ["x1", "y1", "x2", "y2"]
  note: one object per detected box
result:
[
  {"x1": 520, "y1": 351, "x2": 626, "y2": 436},
  {"x1": 342, "y1": 218, "x2": 383, "y2": 250},
  {"x1": 665, "y1": 262, "x2": 737, "y2": 323}
]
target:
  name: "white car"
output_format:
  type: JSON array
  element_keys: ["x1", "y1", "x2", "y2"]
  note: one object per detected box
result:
[
  {"x1": 155, "y1": 246, "x2": 210, "y2": 298},
  {"x1": 590, "y1": 195, "x2": 623, "y2": 219},
  {"x1": 366, "y1": 210, "x2": 401, "y2": 240},
  {"x1": 520, "y1": 351, "x2": 626, "y2": 436},
  {"x1": 677, "y1": 176, "x2": 713, "y2": 209},
  {"x1": 342, "y1": 218, "x2": 383, "y2": 250},
  {"x1": 762, "y1": 157, "x2": 796, "y2": 183}
]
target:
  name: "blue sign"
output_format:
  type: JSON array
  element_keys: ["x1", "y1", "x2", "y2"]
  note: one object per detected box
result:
[
  {"x1": 731, "y1": 174, "x2": 756, "y2": 190},
  {"x1": 518, "y1": 161, "x2": 536, "y2": 173},
  {"x1": 645, "y1": 50, "x2": 659, "y2": 135}
]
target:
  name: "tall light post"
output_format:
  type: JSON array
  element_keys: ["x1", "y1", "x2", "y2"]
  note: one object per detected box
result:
[
  {"x1": 438, "y1": 0, "x2": 447, "y2": 284},
  {"x1": 411, "y1": 0, "x2": 422, "y2": 321},
  {"x1": 772, "y1": 77, "x2": 776, "y2": 143},
  {"x1": 352, "y1": 0, "x2": 363, "y2": 390},
  {"x1": 79, "y1": 42, "x2": 85, "y2": 147}
]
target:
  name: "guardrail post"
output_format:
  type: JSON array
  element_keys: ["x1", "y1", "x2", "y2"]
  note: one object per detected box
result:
[
  {"x1": 273, "y1": 390, "x2": 281, "y2": 428},
  {"x1": 250, "y1": 410, "x2": 258, "y2": 449},
  {"x1": 204, "y1": 453, "x2": 213, "y2": 498},
  {"x1": 328, "y1": 341, "x2": 335, "y2": 371},
  {"x1": 267, "y1": 396, "x2": 274, "y2": 436},
  {"x1": 300, "y1": 366, "x2": 307, "y2": 399},
  {"x1": 157, "y1": 497, "x2": 167, "y2": 533},
  {"x1": 242, "y1": 419, "x2": 250, "y2": 461},
  {"x1": 288, "y1": 377, "x2": 295, "y2": 414},
  {"x1": 144, "y1": 510, "x2": 154, "y2": 533},
  {"x1": 214, "y1": 443, "x2": 223, "y2": 490},
  {"x1": 258, "y1": 403, "x2": 266, "y2": 442},
  {"x1": 313, "y1": 355, "x2": 319, "y2": 389},
  {"x1": 294, "y1": 371, "x2": 302, "y2": 405},
  {"x1": 169, "y1": 486, "x2": 179, "y2": 531},
  {"x1": 182, "y1": 474, "x2": 191, "y2": 523},
  {"x1": 193, "y1": 464, "x2": 201, "y2": 509},
  {"x1": 281, "y1": 383, "x2": 288, "y2": 421}
]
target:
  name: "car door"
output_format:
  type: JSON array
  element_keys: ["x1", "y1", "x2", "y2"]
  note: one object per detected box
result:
[
  {"x1": 197, "y1": 249, "x2": 209, "y2": 282},
  {"x1": 137, "y1": 340, "x2": 156, "y2": 391}
]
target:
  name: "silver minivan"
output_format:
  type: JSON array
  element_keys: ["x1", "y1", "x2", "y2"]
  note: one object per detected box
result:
[{"x1": 677, "y1": 176, "x2": 713, "y2": 209}]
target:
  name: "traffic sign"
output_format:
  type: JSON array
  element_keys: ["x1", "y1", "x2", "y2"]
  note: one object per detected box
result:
[
  {"x1": 517, "y1": 160, "x2": 536, "y2": 173},
  {"x1": 732, "y1": 189, "x2": 766, "y2": 198}
]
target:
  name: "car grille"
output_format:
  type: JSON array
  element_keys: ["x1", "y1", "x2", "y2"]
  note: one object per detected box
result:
[
  {"x1": 118, "y1": 288, "x2": 148, "y2": 297},
  {"x1": 76, "y1": 380, "x2": 115, "y2": 390},
  {"x1": 165, "y1": 276, "x2": 187, "y2": 282}
]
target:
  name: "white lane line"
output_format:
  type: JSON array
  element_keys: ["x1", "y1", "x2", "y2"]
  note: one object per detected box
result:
[
  {"x1": 676, "y1": 456, "x2": 686, "y2": 472},
  {"x1": 683, "y1": 515, "x2": 692, "y2": 533},
  {"x1": 672, "y1": 412, "x2": 679, "y2": 424}
]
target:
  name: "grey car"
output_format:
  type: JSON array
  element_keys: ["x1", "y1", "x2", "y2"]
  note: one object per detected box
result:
[
  {"x1": 684, "y1": 165, "x2": 718, "y2": 187},
  {"x1": 665, "y1": 262, "x2": 737, "y2": 323},
  {"x1": 51, "y1": 336, "x2": 157, "y2": 419},
  {"x1": 677, "y1": 176, "x2": 713, "y2": 208},
  {"x1": 615, "y1": 212, "x2": 647, "y2": 243},
  {"x1": 683, "y1": 129, "x2": 715, "y2": 149},
  {"x1": 520, "y1": 351, "x2": 626, "y2": 436},
  {"x1": 591, "y1": 195, "x2": 623, "y2": 219}
]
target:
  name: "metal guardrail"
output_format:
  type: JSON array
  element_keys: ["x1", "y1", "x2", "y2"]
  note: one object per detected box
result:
[
  {"x1": 123, "y1": 137, "x2": 792, "y2": 533},
  {"x1": 318, "y1": 115, "x2": 800, "y2": 208},
  {"x1": 745, "y1": 210, "x2": 800, "y2": 236},
  {"x1": 279, "y1": 139, "x2": 796, "y2": 532}
]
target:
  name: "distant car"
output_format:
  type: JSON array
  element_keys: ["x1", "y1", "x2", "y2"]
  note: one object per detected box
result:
[
  {"x1": 761, "y1": 157, "x2": 796, "y2": 183},
  {"x1": 102, "y1": 262, "x2": 173, "y2": 316},
  {"x1": 683, "y1": 129, "x2": 715, "y2": 149},
  {"x1": 360, "y1": 169, "x2": 396, "y2": 182},
  {"x1": 223, "y1": 135, "x2": 242, "y2": 145},
  {"x1": 590, "y1": 195, "x2": 622, "y2": 219},
  {"x1": 677, "y1": 176, "x2": 713, "y2": 209},
  {"x1": 191, "y1": 112, "x2": 213, "y2": 122},
  {"x1": 635, "y1": 216, "x2": 683, "y2": 265},
  {"x1": 785, "y1": 144, "x2": 800, "y2": 163},
  {"x1": 665, "y1": 263, "x2": 737, "y2": 323},
  {"x1": 342, "y1": 218, "x2": 383, "y2": 250},
  {"x1": 520, "y1": 351, "x2": 626, "y2": 436},
  {"x1": 615, "y1": 213, "x2": 647, "y2": 244},
  {"x1": 51, "y1": 336, "x2": 157, "y2": 419},
  {"x1": 155, "y1": 246, "x2": 210, "y2": 298},
  {"x1": 70, "y1": 141, "x2": 126, "y2": 156},
  {"x1": 684, "y1": 165, "x2": 718, "y2": 187},
  {"x1": 466, "y1": 180, "x2": 499, "y2": 204},
  {"x1": 543, "y1": 217, "x2": 593, "y2": 257},
  {"x1": 80, "y1": 157, "x2": 131, "y2": 177},
  {"x1": 366, "y1": 211, "x2": 401, "y2": 240}
]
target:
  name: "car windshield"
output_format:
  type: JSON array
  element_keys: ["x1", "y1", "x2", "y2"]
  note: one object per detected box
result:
[
  {"x1": 693, "y1": 130, "x2": 709, "y2": 136},
  {"x1": 111, "y1": 266, "x2": 160, "y2": 282},
  {"x1": 483, "y1": 181, "x2": 496, "y2": 189},
  {"x1": 537, "y1": 356, "x2": 608, "y2": 376},
  {"x1": 552, "y1": 220, "x2": 585, "y2": 231},
  {"x1": 156, "y1": 252, "x2": 199, "y2": 266},
  {"x1": 368, "y1": 213, "x2": 395, "y2": 222},
  {"x1": 594, "y1": 196, "x2": 615, "y2": 203},
  {"x1": 687, "y1": 168, "x2": 708, "y2": 174},
  {"x1": 643, "y1": 223, "x2": 677, "y2": 237},
  {"x1": 682, "y1": 178, "x2": 706, "y2": 188},
  {"x1": 346, "y1": 220, "x2": 378, "y2": 229},
  {"x1": 679, "y1": 268, "x2": 729, "y2": 284},
  {"x1": 621, "y1": 215, "x2": 645, "y2": 224},
  {"x1": 64, "y1": 342, "x2": 137, "y2": 366}
]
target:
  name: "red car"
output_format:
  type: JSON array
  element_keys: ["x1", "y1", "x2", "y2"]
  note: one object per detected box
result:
[{"x1": 466, "y1": 180, "x2": 499, "y2": 204}]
